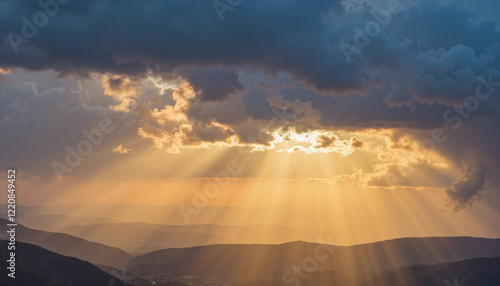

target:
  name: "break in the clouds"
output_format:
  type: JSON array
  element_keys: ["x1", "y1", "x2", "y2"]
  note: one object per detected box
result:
[{"x1": 0, "y1": 0, "x2": 499, "y2": 209}]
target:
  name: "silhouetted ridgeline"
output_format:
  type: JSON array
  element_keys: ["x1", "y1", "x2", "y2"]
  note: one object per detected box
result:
[
  {"x1": 238, "y1": 256, "x2": 500, "y2": 286},
  {"x1": 0, "y1": 218, "x2": 132, "y2": 268},
  {"x1": 0, "y1": 240, "x2": 130, "y2": 286},
  {"x1": 127, "y1": 237, "x2": 500, "y2": 276},
  {"x1": 1, "y1": 237, "x2": 499, "y2": 285}
]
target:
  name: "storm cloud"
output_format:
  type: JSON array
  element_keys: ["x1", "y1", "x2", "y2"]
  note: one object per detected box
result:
[{"x1": 1, "y1": 0, "x2": 499, "y2": 209}]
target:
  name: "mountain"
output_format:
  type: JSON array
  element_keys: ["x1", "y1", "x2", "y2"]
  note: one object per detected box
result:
[
  {"x1": 1, "y1": 204, "x2": 345, "y2": 237},
  {"x1": 362, "y1": 255, "x2": 500, "y2": 286},
  {"x1": 0, "y1": 240, "x2": 130, "y2": 286},
  {"x1": 2, "y1": 213, "x2": 122, "y2": 232},
  {"x1": 393, "y1": 256, "x2": 500, "y2": 286},
  {"x1": 125, "y1": 237, "x2": 500, "y2": 284},
  {"x1": 332, "y1": 236, "x2": 500, "y2": 273},
  {"x1": 0, "y1": 219, "x2": 132, "y2": 268},
  {"x1": 58, "y1": 221, "x2": 331, "y2": 251},
  {"x1": 58, "y1": 223, "x2": 233, "y2": 254},
  {"x1": 127, "y1": 241, "x2": 334, "y2": 277},
  {"x1": 125, "y1": 222, "x2": 330, "y2": 244},
  {"x1": 239, "y1": 256, "x2": 500, "y2": 286}
]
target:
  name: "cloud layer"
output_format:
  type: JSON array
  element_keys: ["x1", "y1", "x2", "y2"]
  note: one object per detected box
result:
[{"x1": 1, "y1": 0, "x2": 499, "y2": 209}]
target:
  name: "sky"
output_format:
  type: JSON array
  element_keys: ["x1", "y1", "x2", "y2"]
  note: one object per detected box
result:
[{"x1": 0, "y1": 0, "x2": 499, "y2": 243}]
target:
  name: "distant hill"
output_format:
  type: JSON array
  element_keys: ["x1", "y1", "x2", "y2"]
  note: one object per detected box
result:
[
  {"x1": 404, "y1": 256, "x2": 500, "y2": 286},
  {"x1": 58, "y1": 221, "x2": 331, "y2": 252},
  {"x1": 58, "y1": 223, "x2": 233, "y2": 254},
  {"x1": 126, "y1": 237, "x2": 500, "y2": 283},
  {"x1": 364, "y1": 255, "x2": 500, "y2": 286},
  {"x1": 332, "y1": 236, "x2": 500, "y2": 273},
  {"x1": 124, "y1": 222, "x2": 331, "y2": 244},
  {"x1": 239, "y1": 256, "x2": 500, "y2": 286},
  {"x1": 127, "y1": 241, "x2": 334, "y2": 277},
  {"x1": 1, "y1": 204, "x2": 344, "y2": 234},
  {"x1": 0, "y1": 240, "x2": 130, "y2": 286},
  {"x1": 1, "y1": 213, "x2": 122, "y2": 232},
  {"x1": 0, "y1": 218, "x2": 132, "y2": 268}
]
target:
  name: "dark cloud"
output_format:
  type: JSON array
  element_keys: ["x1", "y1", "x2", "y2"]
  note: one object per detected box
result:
[
  {"x1": 179, "y1": 68, "x2": 245, "y2": 101},
  {"x1": 102, "y1": 74, "x2": 141, "y2": 100},
  {"x1": 1, "y1": 0, "x2": 498, "y2": 101},
  {"x1": 314, "y1": 132, "x2": 338, "y2": 148},
  {"x1": 350, "y1": 137, "x2": 364, "y2": 148},
  {"x1": 446, "y1": 167, "x2": 489, "y2": 211},
  {"x1": 0, "y1": 71, "x2": 140, "y2": 176},
  {"x1": 178, "y1": 121, "x2": 234, "y2": 146},
  {"x1": 1, "y1": 0, "x2": 500, "y2": 209},
  {"x1": 0, "y1": 0, "x2": 347, "y2": 88}
]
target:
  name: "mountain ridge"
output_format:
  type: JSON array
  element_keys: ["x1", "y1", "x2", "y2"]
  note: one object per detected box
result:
[{"x1": 0, "y1": 218, "x2": 132, "y2": 268}]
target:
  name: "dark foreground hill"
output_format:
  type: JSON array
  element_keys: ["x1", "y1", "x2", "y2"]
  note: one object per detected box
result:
[
  {"x1": 0, "y1": 240, "x2": 130, "y2": 286},
  {"x1": 0, "y1": 218, "x2": 132, "y2": 268},
  {"x1": 97, "y1": 264, "x2": 152, "y2": 286}
]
